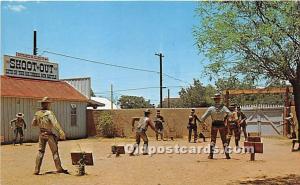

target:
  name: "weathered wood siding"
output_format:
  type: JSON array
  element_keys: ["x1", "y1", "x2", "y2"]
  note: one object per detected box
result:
[{"x1": 1, "y1": 97, "x2": 87, "y2": 143}]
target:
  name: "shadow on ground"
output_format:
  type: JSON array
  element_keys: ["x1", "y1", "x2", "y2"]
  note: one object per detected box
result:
[{"x1": 231, "y1": 174, "x2": 300, "y2": 185}]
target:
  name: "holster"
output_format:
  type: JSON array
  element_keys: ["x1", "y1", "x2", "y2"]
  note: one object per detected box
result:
[{"x1": 40, "y1": 129, "x2": 58, "y2": 143}]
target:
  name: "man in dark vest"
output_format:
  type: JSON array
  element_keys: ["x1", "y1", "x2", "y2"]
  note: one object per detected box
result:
[
  {"x1": 154, "y1": 110, "x2": 165, "y2": 141},
  {"x1": 237, "y1": 106, "x2": 248, "y2": 141},
  {"x1": 187, "y1": 109, "x2": 201, "y2": 143},
  {"x1": 227, "y1": 104, "x2": 240, "y2": 148},
  {"x1": 200, "y1": 94, "x2": 231, "y2": 159}
]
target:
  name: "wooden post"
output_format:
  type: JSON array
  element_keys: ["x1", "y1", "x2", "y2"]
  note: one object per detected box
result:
[
  {"x1": 250, "y1": 152, "x2": 255, "y2": 161},
  {"x1": 284, "y1": 87, "x2": 290, "y2": 136},
  {"x1": 225, "y1": 90, "x2": 230, "y2": 108}
]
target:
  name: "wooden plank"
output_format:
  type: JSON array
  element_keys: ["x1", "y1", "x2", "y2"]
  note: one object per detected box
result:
[
  {"x1": 248, "y1": 136, "x2": 261, "y2": 142},
  {"x1": 248, "y1": 132, "x2": 261, "y2": 137},
  {"x1": 224, "y1": 87, "x2": 293, "y2": 95},
  {"x1": 260, "y1": 114, "x2": 281, "y2": 135}
]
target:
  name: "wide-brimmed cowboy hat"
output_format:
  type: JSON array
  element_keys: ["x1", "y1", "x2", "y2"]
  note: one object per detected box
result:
[
  {"x1": 38, "y1": 97, "x2": 52, "y2": 103},
  {"x1": 211, "y1": 93, "x2": 222, "y2": 99},
  {"x1": 16, "y1": 112, "x2": 24, "y2": 118},
  {"x1": 144, "y1": 109, "x2": 151, "y2": 113}
]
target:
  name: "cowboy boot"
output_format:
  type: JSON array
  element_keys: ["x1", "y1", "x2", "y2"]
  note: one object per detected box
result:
[
  {"x1": 224, "y1": 143, "x2": 231, "y2": 159},
  {"x1": 20, "y1": 138, "x2": 23, "y2": 145},
  {"x1": 34, "y1": 153, "x2": 44, "y2": 175},
  {"x1": 235, "y1": 139, "x2": 239, "y2": 148},
  {"x1": 130, "y1": 144, "x2": 138, "y2": 156},
  {"x1": 143, "y1": 143, "x2": 148, "y2": 155},
  {"x1": 208, "y1": 143, "x2": 214, "y2": 159}
]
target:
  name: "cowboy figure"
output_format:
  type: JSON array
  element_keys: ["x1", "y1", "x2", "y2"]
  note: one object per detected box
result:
[{"x1": 10, "y1": 113, "x2": 27, "y2": 145}]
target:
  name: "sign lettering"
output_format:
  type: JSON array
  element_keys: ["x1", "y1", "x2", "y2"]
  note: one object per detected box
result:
[{"x1": 3, "y1": 55, "x2": 59, "y2": 81}]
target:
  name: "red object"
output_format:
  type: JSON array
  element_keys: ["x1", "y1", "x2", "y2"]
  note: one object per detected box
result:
[
  {"x1": 1, "y1": 76, "x2": 87, "y2": 102},
  {"x1": 244, "y1": 141, "x2": 263, "y2": 153},
  {"x1": 247, "y1": 136, "x2": 261, "y2": 142}
]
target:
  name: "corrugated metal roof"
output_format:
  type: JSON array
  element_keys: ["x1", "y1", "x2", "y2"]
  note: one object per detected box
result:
[
  {"x1": 1, "y1": 76, "x2": 88, "y2": 102},
  {"x1": 88, "y1": 97, "x2": 120, "y2": 109}
]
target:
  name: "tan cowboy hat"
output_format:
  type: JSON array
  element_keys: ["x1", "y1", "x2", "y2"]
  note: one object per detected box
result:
[
  {"x1": 144, "y1": 109, "x2": 151, "y2": 113},
  {"x1": 211, "y1": 93, "x2": 222, "y2": 99},
  {"x1": 16, "y1": 113, "x2": 24, "y2": 118},
  {"x1": 38, "y1": 97, "x2": 52, "y2": 103},
  {"x1": 191, "y1": 108, "x2": 195, "y2": 113}
]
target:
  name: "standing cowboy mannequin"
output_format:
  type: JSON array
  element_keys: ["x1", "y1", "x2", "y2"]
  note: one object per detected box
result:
[
  {"x1": 32, "y1": 97, "x2": 68, "y2": 175},
  {"x1": 285, "y1": 108, "x2": 297, "y2": 139},
  {"x1": 237, "y1": 106, "x2": 247, "y2": 141},
  {"x1": 200, "y1": 94, "x2": 231, "y2": 159},
  {"x1": 10, "y1": 113, "x2": 27, "y2": 145},
  {"x1": 130, "y1": 109, "x2": 158, "y2": 155},
  {"x1": 226, "y1": 104, "x2": 241, "y2": 148},
  {"x1": 154, "y1": 110, "x2": 165, "y2": 141},
  {"x1": 187, "y1": 109, "x2": 201, "y2": 143}
]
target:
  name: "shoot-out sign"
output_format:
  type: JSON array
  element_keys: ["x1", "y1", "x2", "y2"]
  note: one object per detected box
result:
[{"x1": 3, "y1": 53, "x2": 59, "y2": 81}]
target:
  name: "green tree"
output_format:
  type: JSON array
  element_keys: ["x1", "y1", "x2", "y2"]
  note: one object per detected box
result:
[
  {"x1": 161, "y1": 98, "x2": 183, "y2": 108},
  {"x1": 179, "y1": 79, "x2": 216, "y2": 107},
  {"x1": 118, "y1": 95, "x2": 154, "y2": 109},
  {"x1": 194, "y1": 1, "x2": 300, "y2": 142}
]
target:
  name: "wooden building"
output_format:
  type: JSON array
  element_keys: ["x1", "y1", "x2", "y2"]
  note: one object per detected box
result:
[
  {"x1": 1, "y1": 53, "x2": 91, "y2": 143},
  {"x1": 1, "y1": 75, "x2": 88, "y2": 143}
]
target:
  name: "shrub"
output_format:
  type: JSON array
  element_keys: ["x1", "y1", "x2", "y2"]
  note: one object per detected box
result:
[{"x1": 97, "y1": 111, "x2": 117, "y2": 138}]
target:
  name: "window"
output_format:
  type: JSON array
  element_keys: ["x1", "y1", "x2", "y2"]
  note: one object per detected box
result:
[{"x1": 71, "y1": 104, "x2": 77, "y2": 126}]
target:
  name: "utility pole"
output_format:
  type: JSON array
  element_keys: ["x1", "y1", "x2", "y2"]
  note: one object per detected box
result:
[
  {"x1": 155, "y1": 52, "x2": 164, "y2": 108},
  {"x1": 33, "y1": 30, "x2": 37, "y2": 55},
  {"x1": 111, "y1": 84, "x2": 113, "y2": 110},
  {"x1": 167, "y1": 89, "x2": 170, "y2": 108}
]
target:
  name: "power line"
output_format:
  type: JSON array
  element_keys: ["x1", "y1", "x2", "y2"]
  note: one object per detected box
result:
[
  {"x1": 42, "y1": 50, "x2": 191, "y2": 85},
  {"x1": 94, "y1": 85, "x2": 185, "y2": 94}
]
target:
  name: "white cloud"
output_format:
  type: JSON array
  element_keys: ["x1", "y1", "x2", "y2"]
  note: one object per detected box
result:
[{"x1": 7, "y1": 4, "x2": 27, "y2": 12}]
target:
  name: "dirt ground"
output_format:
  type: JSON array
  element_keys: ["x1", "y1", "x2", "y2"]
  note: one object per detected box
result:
[{"x1": 1, "y1": 137, "x2": 300, "y2": 185}]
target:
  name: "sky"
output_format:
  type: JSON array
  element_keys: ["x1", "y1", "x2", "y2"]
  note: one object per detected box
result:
[{"x1": 1, "y1": 1, "x2": 212, "y2": 105}]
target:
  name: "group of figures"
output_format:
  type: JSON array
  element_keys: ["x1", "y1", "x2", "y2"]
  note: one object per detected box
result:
[
  {"x1": 9, "y1": 97, "x2": 69, "y2": 175},
  {"x1": 130, "y1": 93, "x2": 249, "y2": 159},
  {"x1": 9, "y1": 94, "x2": 297, "y2": 175}
]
